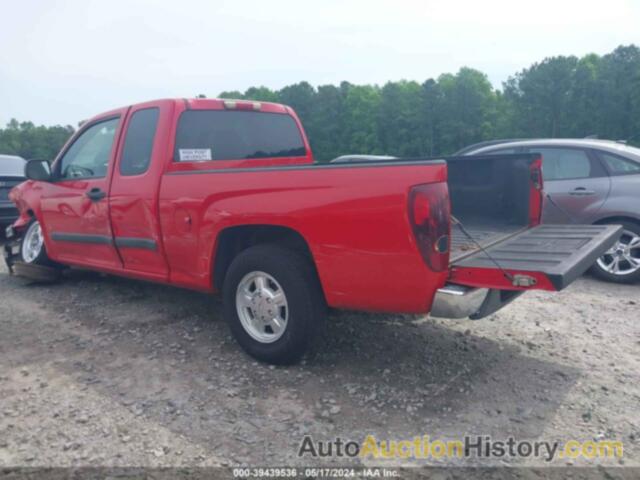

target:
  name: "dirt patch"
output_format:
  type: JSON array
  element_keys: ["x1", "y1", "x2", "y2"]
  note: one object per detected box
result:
[{"x1": 0, "y1": 254, "x2": 638, "y2": 468}]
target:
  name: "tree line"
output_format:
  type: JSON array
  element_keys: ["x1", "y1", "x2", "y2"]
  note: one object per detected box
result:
[
  {"x1": 1, "y1": 44, "x2": 639, "y2": 163},
  {"x1": 0, "y1": 119, "x2": 74, "y2": 161}
]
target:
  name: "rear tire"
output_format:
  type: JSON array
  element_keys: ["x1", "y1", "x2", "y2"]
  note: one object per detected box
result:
[
  {"x1": 222, "y1": 244, "x2": 326, "y2": 364},
  {"x1": 590, "y1": 221, "x2": 640, "y2": 284}
]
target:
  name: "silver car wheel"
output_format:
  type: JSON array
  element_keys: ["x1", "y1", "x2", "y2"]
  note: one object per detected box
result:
[
  {"x1": 596, "y1": 229, "x2": 640, "y2": 276},
  {"x1": 236, "y1": 271, "x2": 288, "y2": 344},
  {"x1": 21, "y1": 221, "x2": 44, "y2": 264}
]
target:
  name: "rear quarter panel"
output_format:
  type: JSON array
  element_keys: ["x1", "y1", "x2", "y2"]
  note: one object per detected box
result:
[
  {"x1": 159, "y1": 162, "x2": 449, "y2": 313},
  {"x1": 594, "y1": 174, "x2": 640, "y2": 224}
]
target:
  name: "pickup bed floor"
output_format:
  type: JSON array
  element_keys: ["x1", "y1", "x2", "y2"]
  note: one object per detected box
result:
[{"x1": 450, "y1": 223, "x2": 523, "y2": 261}]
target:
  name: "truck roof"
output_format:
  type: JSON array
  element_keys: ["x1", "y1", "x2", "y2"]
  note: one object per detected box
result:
[{"x1": 86, "y1": 98, "x2": 295, "y2": 126}]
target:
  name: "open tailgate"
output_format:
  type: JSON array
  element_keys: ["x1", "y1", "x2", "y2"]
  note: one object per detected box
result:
[{"x1": 449, "y1": 224, "x2": 623, "y2": 291}]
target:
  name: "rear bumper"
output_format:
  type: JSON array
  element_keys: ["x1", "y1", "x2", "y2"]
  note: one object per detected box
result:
[
  {"x1": 431, "y1": 284, "x2": 489, "y2": 319},
  {"x1": 430, "y1": 283, "x2": 524, "y2": 320}
]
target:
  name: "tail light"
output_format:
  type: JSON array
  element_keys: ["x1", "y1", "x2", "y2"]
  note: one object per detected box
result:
[{"x1": 409, "y1": 182, "x2": 451, "y2": 272}]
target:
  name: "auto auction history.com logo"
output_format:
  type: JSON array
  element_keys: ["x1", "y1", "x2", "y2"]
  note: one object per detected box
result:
[{"x1": 298, "y1": 435, "x2": 624, "y2": 462}]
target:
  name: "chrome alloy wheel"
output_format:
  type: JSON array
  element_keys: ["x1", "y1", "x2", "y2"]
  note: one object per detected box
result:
[
  {"x1": 21, "y1": 221, "x2": 44, "y2": 264},
  {"x1": 236, "y1": 271, "x2": 289, "y2": 344},
  {"x1": 597, "y1": 229, "x2": 640, "y2": 276}
]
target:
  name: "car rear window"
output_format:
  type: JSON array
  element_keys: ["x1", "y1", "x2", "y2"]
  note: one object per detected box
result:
[
  {"x1": 174, "y1": 110, "x2": 306, "y2": 162},
  {"x1": 598, "y1": 151, "x2": 640, "y2": 175}
]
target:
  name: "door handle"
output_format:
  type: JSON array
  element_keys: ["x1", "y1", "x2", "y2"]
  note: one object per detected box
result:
[
  {"x1": 86, "y1": 187, "x2": 106, "y2": 202},
  {"x1": 568, "y1": 187, "x2": 595, "y2": 196}
]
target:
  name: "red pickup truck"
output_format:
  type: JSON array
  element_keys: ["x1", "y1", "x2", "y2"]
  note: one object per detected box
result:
[{"x1": 4, "y1": 98, "x2": 621, "y2": 364}]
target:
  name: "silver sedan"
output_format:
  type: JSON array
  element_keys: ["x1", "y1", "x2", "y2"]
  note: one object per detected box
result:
[{"x1": 461, "y1": 139, "x2": 640, "y2": 284}]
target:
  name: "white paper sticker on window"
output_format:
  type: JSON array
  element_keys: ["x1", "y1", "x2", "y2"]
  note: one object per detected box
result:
[{"x1": 179, "y1": 148, "x2": 212, "y2": 161}]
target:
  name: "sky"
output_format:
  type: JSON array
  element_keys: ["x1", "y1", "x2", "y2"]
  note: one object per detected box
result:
[{"x1": 1, "y1": 0, "x2": 639, "y2": 127}]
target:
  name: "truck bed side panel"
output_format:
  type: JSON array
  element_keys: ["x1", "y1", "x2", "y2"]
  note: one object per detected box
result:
[{"x1": 158, "y1": 162, "x2": 448, "y2": 313}]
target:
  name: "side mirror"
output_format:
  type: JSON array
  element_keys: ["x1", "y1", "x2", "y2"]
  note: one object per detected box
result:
[{"x1": 25, "y1": 159, "x2": 52, "y2": 181}]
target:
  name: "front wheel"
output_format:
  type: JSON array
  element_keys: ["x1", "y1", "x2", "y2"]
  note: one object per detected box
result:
[
  {"x1": 222, "y1": 245, "x2": 326, "y2": 364},
  {"x1": 591, "y1": 221, "x2": 640, "y2": 284},
  {"x1": 20, "y1": 220, "x2": 51, "y2": 265}
]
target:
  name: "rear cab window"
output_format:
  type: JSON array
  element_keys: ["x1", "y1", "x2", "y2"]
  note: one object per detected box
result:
[{"x1": 174, "y1": 110, "x2": 306, "y2": 162}]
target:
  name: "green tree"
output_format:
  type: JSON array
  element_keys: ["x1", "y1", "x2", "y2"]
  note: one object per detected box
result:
[
  {"x1": 277, "y1": 82, "x2": 316, "y2": 123},
  {"x1": 565, "y1": 53, "x2": 601, "y2": 137},
  {"x1": 218, "y1": 90, "x2": 244, "y2": 99},
  {"x1": 340, "y1": 84, "x2": 382, "y2": 154},
  {"x1": 420, "y1": 79, "x2": 442, "y2": 155},
  {"x1": 597, "y1": 45, "x2": 640, "y2": 141},
  {"x1": 504, "y1": 56, "x2": 578, "y2": 137},
  {"x1": 377, "y1": 80, "x2": 423, "y2": 156},
  {"x1": 436, "y1": 68, "x2": 498, "y2": 152},
  {"x1": 308, "y1": 84, "x2": 347, "y2": 161},
  {"x1": 0, "y1": 119, "x2": 74, "y2": 160},
  {"x1": 243, "y1": 86, "x2": 279, "y2": 102}
]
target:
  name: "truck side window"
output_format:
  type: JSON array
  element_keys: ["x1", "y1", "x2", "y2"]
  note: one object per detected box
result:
[
  {"x1": 58, "y1": 118, "x2": 119, "y2": 179},
  {"x1": 174, "y1": 110, "x2": 306, "y2": 161},
  {"x1": 120, "y1": 108, "x2": 160, "y2": 176}
]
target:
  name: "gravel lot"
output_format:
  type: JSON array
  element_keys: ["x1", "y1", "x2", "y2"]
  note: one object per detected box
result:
[{"x1": 0, "y1": 241, "x2": 639, "y2": 471}]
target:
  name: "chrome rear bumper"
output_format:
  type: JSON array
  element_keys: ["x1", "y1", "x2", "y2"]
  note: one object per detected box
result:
[
  {"x1": 431, "y1": 283, "x2": 526, "y2": 320},
  {"x1": 430, "y1": 284, "x2": 489, "y2": 319}
]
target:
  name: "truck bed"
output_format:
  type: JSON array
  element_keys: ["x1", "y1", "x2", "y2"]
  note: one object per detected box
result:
[
  {"x1": 450, "y1": 221, "x2": 524, "y2": 261},
  {"x1": 446, "y1": 154, "x2": 535, "y2": 263}
]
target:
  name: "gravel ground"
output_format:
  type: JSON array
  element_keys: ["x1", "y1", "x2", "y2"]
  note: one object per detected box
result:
[{"x1": 0, "y1": 243, "x2": 639, "y2": 471}]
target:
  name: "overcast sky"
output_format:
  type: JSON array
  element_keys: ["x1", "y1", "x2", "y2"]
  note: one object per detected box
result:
[{"x1": 1, "y1": 0, "x2": 639, "y2": 126}]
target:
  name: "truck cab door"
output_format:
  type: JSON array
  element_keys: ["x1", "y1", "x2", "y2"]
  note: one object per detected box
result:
[
  {"x1": 39, "y1": 114, "x2": 125, "y2": 270},
  {"x1": 528, "y1": 147, "x2": 611, "y2": 224},
  {"x1": 109, "y1": 101, "x2": 170, "y2": 280}
]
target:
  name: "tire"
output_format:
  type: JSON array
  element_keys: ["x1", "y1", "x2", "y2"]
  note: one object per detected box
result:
[
  {"x1": 590, "y1": 221, "x2": 640, "y2": 284},
  {"x1": 19, "y1": 219, "x2": 52, "y2": 266},
  {"x1": 222, "y1": 244, "x2": 326, "y2": 364}
]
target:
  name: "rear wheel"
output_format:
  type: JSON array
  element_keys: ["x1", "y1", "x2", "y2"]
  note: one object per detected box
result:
[
  {"x1": 591, "y1": 221, "x2": 640, "y2": 284},
  {"x1": 222, "y1": 244, "x2": 326, "y2": 364}
]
